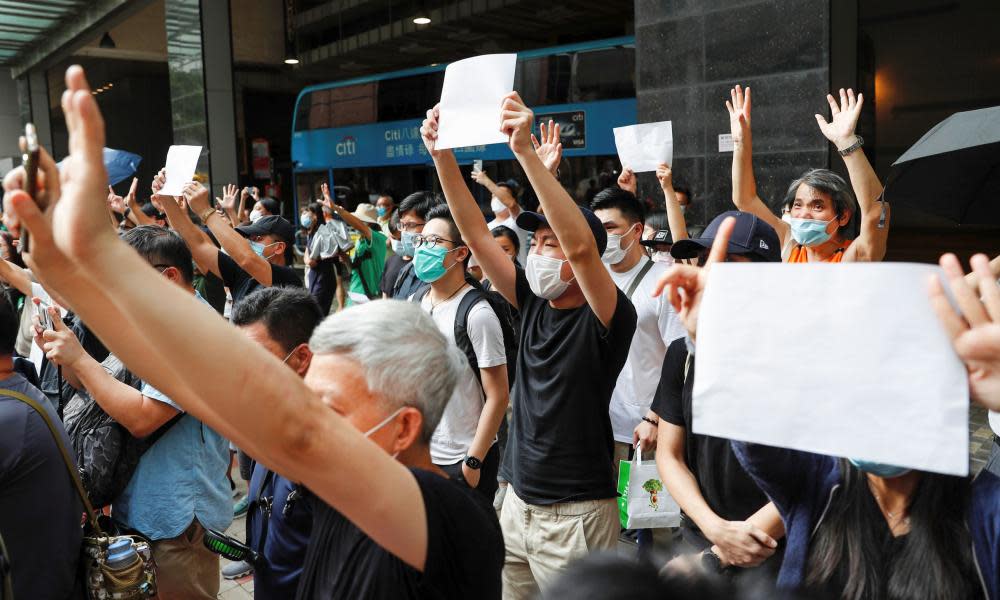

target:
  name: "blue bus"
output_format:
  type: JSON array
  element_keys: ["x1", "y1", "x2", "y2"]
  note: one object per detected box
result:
[{"x1": 291, "y1": 36, "x2": 636, "y2": 211}]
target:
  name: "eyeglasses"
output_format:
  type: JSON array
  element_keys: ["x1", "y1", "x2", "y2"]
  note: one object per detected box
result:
[
  {"x1": 398, "y1": 221, "x2": 425, "y2": 232},
  {"x1": 412, "y1": 234, "x2": 459, "y2": 249}
]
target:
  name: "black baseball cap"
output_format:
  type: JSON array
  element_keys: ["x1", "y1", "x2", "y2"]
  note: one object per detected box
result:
[
  {"x1": 670, "y1": 210, "x2": 780, "y2": 262},
  {"x1": 235, "y1": 215, "x2": 296, "y2": 246},
  {"x1": 640, "y1": 229, "x2": 673, "y2": 248},
  {"x1": 516, "y1": 206, "x2": 608, "y2": 255}
]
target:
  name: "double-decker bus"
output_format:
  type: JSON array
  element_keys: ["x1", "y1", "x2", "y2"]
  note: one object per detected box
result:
[{"x1": 291, "y1": 36, "x2": 635, "y2": 211}]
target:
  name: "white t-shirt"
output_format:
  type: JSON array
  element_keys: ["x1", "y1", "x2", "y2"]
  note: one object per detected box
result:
[
  {"x1": 607, "y1": 257, "x2": 686, "y2": 443},
  {"x1": 990, "y1": 411, "x2": 999, "y2": 437},
  {"x1": 420, "y1": 286, "x2": 507, "y2": 464},
  {"x1": 488, "y1": 215, "x2": 531, "y2": 266}
]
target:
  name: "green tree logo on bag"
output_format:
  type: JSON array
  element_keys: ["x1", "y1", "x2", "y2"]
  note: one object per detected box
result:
[{"x1": 642, "y1": 479, "x2": 663, "y2": 509}]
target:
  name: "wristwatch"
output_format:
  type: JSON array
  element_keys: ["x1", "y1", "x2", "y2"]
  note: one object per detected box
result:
[
  {"x1": 199, "y1": 206, "x2": 216, "y2": 223},
  {"x1": 701, "y1": 549, "x2": 724, "y2": 573},
  {"x1": 464, "y1": 455, "x2": 482, "y2": 470},
  {"x1": 838, "y1": 135, "x2": 864, "y2": 157}
]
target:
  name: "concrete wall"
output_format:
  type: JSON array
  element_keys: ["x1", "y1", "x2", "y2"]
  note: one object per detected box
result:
[
  {"x1": 634, "y1": 0, "x2": 832, "y2": 230},
  {"x1": 0, "y1": 69, "x2": 22, "y2": 161}
]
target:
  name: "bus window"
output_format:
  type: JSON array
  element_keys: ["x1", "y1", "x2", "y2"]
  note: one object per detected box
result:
[
  {"x1": 518, "y1": 55, "x2": 571, "y2": 107},
  {"x1": 377, "y1": 72, "x2": 445, "y2": 121},
  {"x1": 573, "y1": 47, "x2": 635, "y2": 102},
  {"x1": 295, "y1": 83, "x2": 376, "y2": 131}
]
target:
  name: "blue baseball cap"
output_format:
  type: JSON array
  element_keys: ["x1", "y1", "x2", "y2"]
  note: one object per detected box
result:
[
  {"x1": 516, "y1": 206, "x2": 608, "y2": 255},
  {"x1": 670, "y1": 210, "x2": 780, "y2": 262}
]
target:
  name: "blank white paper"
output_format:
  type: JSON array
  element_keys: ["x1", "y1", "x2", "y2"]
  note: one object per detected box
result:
[
  {"x1": 436, "y1": 54, "x2": 517, "y2": 150},
  {"x1": 692, "y1": 263, "x2": 969, "y2": 476},
  {"x1": 613, "y1": 121, "x2": 673, "y2": 173},
  {"x1": 160, "y1": 145, "x2": 203, "y2": 196}
]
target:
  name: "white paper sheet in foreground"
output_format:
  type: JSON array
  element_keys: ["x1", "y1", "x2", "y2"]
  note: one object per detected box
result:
[
  {"x1": 692, "y1": 263, "x2": 969, "y2": 476},
  {"x1": 160, "y1": 145, "x2": 203, "y2": 196},
  {"x1": 613, "y1": 121, "x2": 673, "y2": 173},
  {"x1": 435, "y1": 54, "x2": 517, "y2": 150}
]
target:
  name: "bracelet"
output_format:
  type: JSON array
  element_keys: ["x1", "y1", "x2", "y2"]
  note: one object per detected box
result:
[
  {"x1": 837, "y1": 135, "x2": 864, "y2": 157},
  {"x1": 123, "y1": 206, "x2": 131, "y2": 218},
  {"x1": 198, "y1": 206, "x2": 216, "y2": 223},
  {"x1": 642, "y1": 417, "x2": 659, "y2": 427}
]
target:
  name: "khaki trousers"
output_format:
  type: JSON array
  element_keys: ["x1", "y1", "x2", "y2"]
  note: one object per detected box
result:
[
  {"x1": 500, "y1": 487, "x2": 617, "y2": 600},
  {"x1": 150, "y1": 520, "x2": 220, "y2": 600}
]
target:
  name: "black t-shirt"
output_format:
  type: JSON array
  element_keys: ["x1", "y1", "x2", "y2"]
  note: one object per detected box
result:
[
  {"x1": 650, "y1": 339, "x2": 768, "y2": 524},
  {"x1": 380, "y1": 254, "x2": 408, "y2": 297},
  {"x1": 217, "y1": 250, "x2": 303, "y2": 306},
  {"x1": 295, "y1": 468, "x2": 503, "y2": 599},
  {"x1": 0, "y1": 374, "x2": 83, "y2": 599},
  {"x1": 499, "y1": 268, "x2": 636, "y2": 505}
]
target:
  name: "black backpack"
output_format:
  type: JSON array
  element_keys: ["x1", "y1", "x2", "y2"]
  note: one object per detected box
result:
[
  {"x1": 413, "y1": 282, "x2": 519, "y2": 389},
  {"x1": 62, "y1": 354, "x2": 183, "y2": 507}
]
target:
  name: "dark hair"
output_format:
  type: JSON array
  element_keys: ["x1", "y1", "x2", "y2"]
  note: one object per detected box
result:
[
  {"x1": 591, "y1": 187, "x2": 646, "y2": 225},
  {"x1": 0, "y1": 232, "x2": 25, "y2": 269},
  {"x1": 783, "y1": 169, "x2": 855, "y2": 222},
  {"x1": 303, "y1": 202, "x2": 324, "y2": 234},
  {"x1": 259, "y1": 197, "x2": 281, "y2": 216},
  {"x1": 140, "y1": 202, "x2": 165, "y2": 220},
  {"x1": 804, "y1": 462, "x2": 978, "y2": 600},
  {"x1": 646, "y1": 212, "x2": 668, "y2": 233},
  {"x1": 0, "y1": 290, "x2": 17, "y2": 355},
  {"x1": 397, "y1": 191, "x2": 444, "y2": 221},
  {"x1": 231, "y1": 287, "x2": 324, "y2": 353},
  {"x1": 491, "y1": 225, "x2": 520, "y2": 256},
  {"x1": 673, "y1": 182, "x2": 693, "y2": 204},
  {"x1": 424, "y1": 204, "x2": 469, "y2": 266},
  {"x1": 122, "y1": 225, "x2": 194, "y2": 284}
]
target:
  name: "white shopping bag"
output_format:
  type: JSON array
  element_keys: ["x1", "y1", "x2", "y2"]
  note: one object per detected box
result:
[{"x1": 616, "y1": 444, "x2": 680, "y2": 529}]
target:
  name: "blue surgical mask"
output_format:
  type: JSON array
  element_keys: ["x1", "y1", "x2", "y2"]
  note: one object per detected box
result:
[
  {"x1": 399, "y1": 231, "x2": 417, "y2": 257},
  {"x1": 250, "y1": 240, "x2": 279, "y2": 259},
  {"x1": 376, "y1": 206, "x2": 388, "y2": 218},
  {"x1": 848, "y1": 458, "x2": 912, "y2": 478},
  {"x1": 300, "y1": 214, "x2": 313, "y2": 229},
  {"x1": 414, "y1": 245, "x2": 458, "y2": 283},
  {"x1": 789, "y1": 216, "x2": 837, "y2": 247}
]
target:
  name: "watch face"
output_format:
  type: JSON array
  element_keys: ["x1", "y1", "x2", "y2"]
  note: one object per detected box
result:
[{"x1": 464, "y1": 456, "x2": 482, "y2": 470}]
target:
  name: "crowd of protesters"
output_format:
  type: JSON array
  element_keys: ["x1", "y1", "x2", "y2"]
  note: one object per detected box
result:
[{"x1": 0, "y1": 65, "x2": 998, "y2": 600}]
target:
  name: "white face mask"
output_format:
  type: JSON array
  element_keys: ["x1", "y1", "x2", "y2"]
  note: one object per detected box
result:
[
  {"x1": 601, "y1": 226, "x2": 639, "y2": 265},
  {"x1": 651, "y1": 251, "x2": 674, "y2": 265},
  {"x1": 249, "y1": 208, "x2": 264, "y2": 223},
  {"x1": 490, "y1": 197, "x2": 505, "y2": 213},
  {"x1": 526, "y1": 253, "x2": 573, "y2": 300},
  {"x1": 363, "y1": 406, "x2": 405, "y2": 459}
]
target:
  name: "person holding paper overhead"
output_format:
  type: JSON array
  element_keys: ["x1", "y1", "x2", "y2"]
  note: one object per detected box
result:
[
  {"x1": 727, "y1": 85, "x2": 890, "y2": 263},
  {"x1": 153, "y1": 172, "x2": 302, "y2": 307},
  {"x1": 421, "y1": 93, "x2": 637, "y2": 598},
  {"x1": 654, "y1": 222, "x2": 999, "y2": 600}
]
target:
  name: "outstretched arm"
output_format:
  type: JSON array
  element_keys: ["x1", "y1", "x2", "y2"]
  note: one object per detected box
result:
[
  {"x1": 321, "y1": 183, "x2": 371, "y2": 241},
  {"x1": 726, "y1": 86, "x2": 790, "y2": 247},
  {"x1": 0, "y1": 259, "x2": 32, "y2": 296},
  {"x1": 657, "y1": 163, "x2": 689, "y2": 244},
  {"x1": 154, "y1": 171, "x2": 221, "y2": 278},
  {"x1": 502, "y1": 92, "x2": 619, "y2": 326},
  {"x1": 422, "y1": 105, "x2": 518, "y2": 307},
  {"x1": 815, "y1": 89, "x2": 887, "y2": 263},
  {"x1": 14, "y1": 65, "x2": 433, "y2": 572}
]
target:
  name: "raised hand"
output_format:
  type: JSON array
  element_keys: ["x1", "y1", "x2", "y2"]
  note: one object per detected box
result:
[
  {"x1": 499, "y1": 92, "x2": 534, "y2": 156},
  {"x1": 125, "y1": 177, "x2": 138, "y2": 205},
  {"x1": 33, "y1": 303, "x2": 85, "y2": 369},
  {"x1": 107, "y1": 186, "x2": 126, "y2": 214},
  {"x1": 655, "y1": 163, "x2": 674, "y2": 191},
  {"x1": 815, "y1": 88, "x2": 863, "y2": 150},
  {"x1": 928, "y1": 253, "x2": 1000, "y2": 411},
  {"x1": 617, "y1": 167, "x2": 637, "y2": 195},
  {"x1": 217, "y1": 183, "x2": 238, "y2": 211},
  {"x1": 2, "y1": 145, "x2": 61, "y2": 238},
  {"x1": 250, "y1": 186, "x2": 259, "y2": 201},
  {"x1": 182, "y1": 181, "x2": 210, "y2": 214},
  {"x1": 652, "y1": 217, "x2": 736, "y2": 340},
  {"x1": 471, "y1": 169, "x2": 491, "y2": 186},
  {"x1": 419, "y1": 104, "x2": 445, "y2": 158},
  {"x1": 531, "y1": 119, "x2": 562, "y2": 175},
  {"x1": 725, "y1": 85, "x2": 752, "y2": 144},
  {"x1": 319, "y1": 182, "x2": 334, "y2": 209}
]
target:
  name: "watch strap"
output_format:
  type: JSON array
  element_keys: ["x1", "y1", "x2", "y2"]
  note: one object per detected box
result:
[
  {"x1": 838, "y1": 135, "x2": 864, "y2": 157},
  {"x1": 464, "y1": 455, "x2": 482, "y2": 470},
  {"x1": 199, "y1": 206, "x2": 217, "y2": 223}
]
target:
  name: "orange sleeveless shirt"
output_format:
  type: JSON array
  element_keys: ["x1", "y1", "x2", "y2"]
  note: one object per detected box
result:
[{"x1": 787, "y1": 240, "x2": 852, "y2": 263}]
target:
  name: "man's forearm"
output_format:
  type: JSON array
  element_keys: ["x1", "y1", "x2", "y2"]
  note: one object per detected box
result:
[
  {"x1": 662, "y1": 185, "x2": 690, "y2": 243},
  {"x1": 70, "y1": 352, "x2": 170, "y2": 438},
  {"x1": 160, "y1": 197, "x2": 220, "y2": 276},
  {"x1": 0, "y1": 260, "x2": 33, "y2": 296},
  {"x1": 467, "y1": 368, "x2": 509, "y2": 461},
  {"x1": 514, "y1": 149, "x2": 591, "y2": 258},
  {"x1": 658, "y1": 455, "x2": 724, "y2": 536}
]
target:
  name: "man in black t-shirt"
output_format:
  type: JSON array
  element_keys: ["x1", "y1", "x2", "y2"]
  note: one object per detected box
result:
[
  {"x1": 154, "y1": 176, "x2": 302, "y2": 306},
  {"x1": 652, "y1": 211, "x2": 785, "y2": 579},
  {"x1": 422, "y1": 97, "x2": 637, "y2": 598}
]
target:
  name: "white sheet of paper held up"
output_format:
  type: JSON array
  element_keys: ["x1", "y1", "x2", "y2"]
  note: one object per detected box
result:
[
  {"x1": 692, "y1": 263, "x2": 969, "y2": 476},
  {"x1": 436, "y1": 54, "x2": 517, "y2": 150},
  {"x1": 160, "y1": 145, "x2": 203, "y2": 196},
  {"x1": 613, "y1": 121, "x2": 673, "y2": 173}
]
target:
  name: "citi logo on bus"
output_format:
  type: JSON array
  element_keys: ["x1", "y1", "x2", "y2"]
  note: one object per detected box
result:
[{"x1": 336, "y1": 136, "x2": 357, "y2": 156}]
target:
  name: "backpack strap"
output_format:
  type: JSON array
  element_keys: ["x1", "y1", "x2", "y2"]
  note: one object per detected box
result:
[
  {"x1": 0, "y1": 388, "x2": 103, "y2": 535},
  {"x1": 409, "y1": 285, "x2": 431, "y2": 305},
  {"x1": 144, "y1": 410, "x2": 185, "y2": 448},
  {"x1": 454, "y1": 288, "x2": 487, "y2": 385},
  {"x1": 625, "y1": 259, "x2": 656, "y2": 299}
]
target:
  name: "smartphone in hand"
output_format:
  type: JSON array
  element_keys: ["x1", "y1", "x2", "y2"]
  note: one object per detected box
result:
[
  {"x1": 473, "y1": 159, "x2": 483, "y2": 173},
  {"x1": 20, "y1": 123, "x2": 40, "y2": 253},
  {"x1": 35, "y1": 301, "x2": 53, "y2": 331}
]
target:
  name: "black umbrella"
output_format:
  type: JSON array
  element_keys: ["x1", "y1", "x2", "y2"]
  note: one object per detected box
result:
[{"x1": 887, "y1": 105, "x2": 1000, "y2": 225}]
